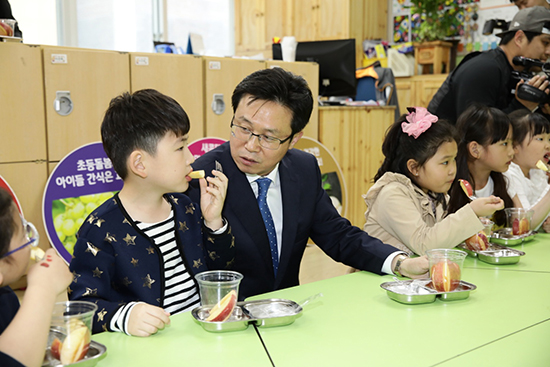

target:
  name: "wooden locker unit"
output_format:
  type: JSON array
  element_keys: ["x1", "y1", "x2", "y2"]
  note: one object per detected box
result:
[
  {"x1": 203, "y1": 57, "x2": 265, "y2": 139},
  {"x1": 42, "y1": 46, "x2": 130, "y2": 162},
  {"x1": 0, "y1": 43, "x2": 47, "y2": 163},
  {"x1": 129, "y1": 53, "x2": 205, "y2": 144},
  {"x1": 395, "y1": 74, "x2": 447, "y2": 109},
  {"x1": 319, "y1": 106, "x2": 394, "y2": 228},
  {"x1": 265, "y1": 60, "x2": 319, "y2": 140},
  {"x1": 234, "y1": 0, "x2": 388, "y2": 67},
  {"x1": 0, "y1": 162, "x2": 50, "y2": 253}
]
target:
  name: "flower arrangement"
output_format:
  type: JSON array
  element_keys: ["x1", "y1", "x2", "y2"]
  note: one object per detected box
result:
[{"x1": 409, "y1": 0, "x2": 462, "y2": 42}]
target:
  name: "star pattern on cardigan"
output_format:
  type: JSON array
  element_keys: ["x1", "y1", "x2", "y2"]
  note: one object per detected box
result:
[
  {"x1": 87, "y1": 214, "x2": 97, "y2": 224},
  {"x1": 130, "y1": 258, "x2": 139, "y2": 267},
  {"x1": 142, "y1": 274, "x2": 155, "y2": 289},
  {"x1": 121, "y1": 277, "x2": 132, "y2": 287},
  {"x1": 208, "y1": 250, "x2": 219, "y2": 261},
  {"x1": 170, "y1": 195, "x2": 179, "y2": 205},
  {"x1": 92, "y1": 267, "x2": 103, "y2": 278},
  {"x1": 82, "y1": 287, "x2": 97, "y2": 297},
  {"x1": 97, "y1": 308, "x2": 107, "y2": 322},
  {"x1": 95, "y1": 218, "x2": 105, "y2": 228},
  {"x1": 185, "y1": 204, "x2": 196, "y2": 214},
  {"x1": 123, "y1": 218, "x2": 131, "y2": 226},
  {"x1": 123, "y1": 233, "x2": 136, "y2": 246},
  {"x1": 193, "y1": 259, "x2": 203, "y2": 269},
  {"x1": 146, "y1": 246, "x2": 155, "y2": 254},
  {"x1": 72, "y1": 271, "x2": 81, "y2": 283},
  {"x1": 179, "y1": 221, "x2": 189, "y2": 232},
  {"x1": 85, "y1": 242, "x2": 100, "y2": 256},
  {"x1": 104, "y1": 232, "x2": 116, "y2": 243}
]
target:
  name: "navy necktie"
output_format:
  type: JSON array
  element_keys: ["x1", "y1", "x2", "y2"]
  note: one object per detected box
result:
[{"x1": 256, "y1": 177, "x2": 278, "y2": 276}]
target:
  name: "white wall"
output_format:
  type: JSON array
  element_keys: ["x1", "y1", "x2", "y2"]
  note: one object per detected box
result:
[{"x1": 9, "y1": 0, "x2": 58, "y2": 45}]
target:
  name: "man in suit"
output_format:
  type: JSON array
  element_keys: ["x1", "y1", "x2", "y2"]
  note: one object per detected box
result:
[{"x1": 188, "y1": 68, "x2": 428, "y2": 300}]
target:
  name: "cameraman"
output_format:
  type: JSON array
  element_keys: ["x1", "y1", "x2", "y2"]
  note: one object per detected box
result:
[
  {"x1": 428, "y1": 6, "x2": 550, "y2": 123},
  {"x1": 511, "y1": 0, "x2": 550, "y2": 10}
]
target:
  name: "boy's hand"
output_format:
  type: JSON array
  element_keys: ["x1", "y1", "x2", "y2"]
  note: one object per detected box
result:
[
  {"x1": 200, "y1": 170, "x2": 228, "y2": 231},
  {"x1": 127, "y1": 303, "x2": 171, "y2": 337},
  {"x1": 26, "y1": 248, "x2": 72, "y2": 297},
  {"x1": 469, "y1": 196, "x2": 504, "y2": 217}
]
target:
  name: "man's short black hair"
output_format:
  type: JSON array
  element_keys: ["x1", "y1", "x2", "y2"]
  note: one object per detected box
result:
[
  {"x1": 499, "y1": 30, "x2": 540, "y2": 45},
  {"x1": 101, "y1": 89, "x2": 190, "y2": 180},
  {"x1": 231, "y1": 68, "x2": 314, "y2": 136}
]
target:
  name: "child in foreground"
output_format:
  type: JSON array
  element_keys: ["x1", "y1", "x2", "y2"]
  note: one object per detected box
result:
[
  {"x1": 0, "y1": 188, "x2": 72, "y2": 367},
  {"x1": 504, "y1": 110, "x2": 550, "y2": 231},
  {"x1": 363, "y1": 107, "x2": 504, "y2": 255},
  {"x1": 68, "y1": 89, "x2": 235, "y2": 336}
]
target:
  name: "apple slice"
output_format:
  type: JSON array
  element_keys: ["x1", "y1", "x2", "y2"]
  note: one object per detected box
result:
[
  {"x1": 50, "y1": 337, "x2": 63, "y2": 360},
  {"x1": 536, "y1": 160, "x2": 549, "y2": 172},
  {"x1": 188, "y1": 170, "x2": 205, "y2": 179},
  {"x1": 0, "y1": 22, "x2": 12, "y2": 37},
  {"x1": 205, "y1": 290, "x2": 237, "y2": 322},
  {"x1": 519, "y1": 217, "x2": 529, "y2": 235},
  {"x1": 465, "y1": 232, "x2": 489, "y2": 252},
  {"x1": 458, "y1": 179, "x2": 474, "y2": 198},
  {"x1": 30, "y1": 247, "x2": 45, "y2": 261},
  {"x1": 60, "y1": 324, "x2": 90, "y2": 364},
  {"x1": 430, "y1": 260, "x2": 461, "y2": 292},
  {"x1": 512, "y1": 218, "x2": 520, "y2": 236}
]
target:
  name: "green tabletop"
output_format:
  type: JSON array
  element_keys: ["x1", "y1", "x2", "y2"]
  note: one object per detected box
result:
[
  {"x1": 92, "y1": 309, "x2": 272, "y2": 367},
  {"x1": 250, "y1": 269, "x2": 550, "y2": 367}
]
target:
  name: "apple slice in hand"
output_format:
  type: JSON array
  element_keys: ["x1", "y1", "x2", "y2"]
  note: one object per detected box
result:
[
  {"x1": 188, "y1": 170, "x2": 205, "y2": 179},
  {"x1": 536, "y1": 160, "x2": 549, "y2": 172},
  {"x1": 205, "y1": 290, "x2": 237, "y2": 322},
  {"x1": 458, "y1": 179, "x2": 474, "y2": 199},
  {"x1": 430, "y1": 260, "x2": 461, "y2": 292}
]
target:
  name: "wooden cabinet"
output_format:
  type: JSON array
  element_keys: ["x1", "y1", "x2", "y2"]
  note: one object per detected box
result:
[
  {"x1": 203, "y1": 57, "x2": 265, "y2": 140},
  {"x1": 0, "y1": 43, "x2": 47, "y2": 163},
  {"x1": 0, "y1": 43, "x2": 49, "y2": 252},
  {"x1": 318, "y1": 106, "x2": 394, "y2": 228},
  {"x1": 235, "y1": 0, "x2": 388, "y2": 67},
  {"x1": 42, "y1": 47, "x2": 130, "y2": 162},
  {"x1": 265, "y1": 60, "x2": 319, "y2": 140},
  {"x1": 130, "y1": 53, "x2": 205, "y2": 143},
  {"x1": 395, "y1": 74, "x2": 447, "y2": 110}
]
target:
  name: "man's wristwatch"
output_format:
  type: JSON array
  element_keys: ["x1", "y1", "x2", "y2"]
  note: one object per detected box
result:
[{"x1": 393, "y1": 254, "x2": 409, "y2": 277}]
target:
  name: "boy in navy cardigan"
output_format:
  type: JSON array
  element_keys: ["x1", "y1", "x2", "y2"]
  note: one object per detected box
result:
[{"x1": 69, "y1": 89, "x2": 234, "y2": 336}]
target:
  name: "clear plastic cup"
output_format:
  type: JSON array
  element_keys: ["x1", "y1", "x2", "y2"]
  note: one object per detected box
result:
[
  {"x1": 504, "y1": 208, "x2": 533, "y2": 235},
  {"x1": 48, "y1": 301, "x2": 97, "y2": 364},
  {"x1": 195, "y1": 270, "x2": 243, "y2": 307},
  {"x1": 426, "y1": 249, "x2": 466, "y2": 292}
]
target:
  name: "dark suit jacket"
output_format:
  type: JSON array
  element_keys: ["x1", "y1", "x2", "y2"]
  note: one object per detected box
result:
[{"x1": 189, "y1": 142, "x2": 398, "y2": 299}]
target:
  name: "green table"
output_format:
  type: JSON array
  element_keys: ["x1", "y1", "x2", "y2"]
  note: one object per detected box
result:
[
  {"x1": 91, "y1": 234, "x2": 550, "y2": 366},
  {"x1": 92, "y1": 310, "x2": 272, "y2": 367}
]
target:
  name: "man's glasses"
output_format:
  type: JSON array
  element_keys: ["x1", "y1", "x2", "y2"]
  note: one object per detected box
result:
[
  {"x1": 230, "y1": 118, "x2": 292, "y2": 150},
  {"x1": 1, "y1": 216, "x2": 39, "y2": 259}
]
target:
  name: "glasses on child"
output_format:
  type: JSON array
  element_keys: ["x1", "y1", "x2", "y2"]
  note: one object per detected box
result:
[{"x1": 1, "y1": 216, "x2": 39, "y2": 259}]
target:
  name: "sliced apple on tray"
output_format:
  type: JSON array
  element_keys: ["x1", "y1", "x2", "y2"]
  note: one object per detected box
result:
[
  {"x1": 51, "y1": 321, "x2": 91, "y2": 364},
  {"x1": 465, "y1": 231, "x2": 489, "y2": 252},
  {"x1": 205, "y1": 290, "x2": 237, "y2": 322}
]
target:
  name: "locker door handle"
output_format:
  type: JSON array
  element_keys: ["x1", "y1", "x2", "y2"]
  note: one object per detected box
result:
[
  {"x1": 54, "y1": 91, "x2": 74, "y2": 116},
  {"x1": 211, "y1": 94, "x2": 225, "y2": 115}
]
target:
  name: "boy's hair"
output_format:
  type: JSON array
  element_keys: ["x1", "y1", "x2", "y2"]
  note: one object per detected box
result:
[
  {"x1": 447, "y1": 104, "x2": 514, "y2": 225},
  {"x1": 231, "y1": 68, "x2": 313, "y2": 137},
  {"x1": 0, "y1": 188, "x2": 17, "y2": 257},
  {"x1": 101, "y1": 89, "x2": 190, "y2": 180},
  {"x1": 508, "y1": 109, "x2": 550, "y2": 146},
  {"x1": 375, "y1": 112, "x2": 458, "y2": 182}
]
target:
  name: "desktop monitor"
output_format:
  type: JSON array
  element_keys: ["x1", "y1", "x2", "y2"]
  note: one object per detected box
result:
[{"x1": 272, "y1": 39, "x2": 356, "y2": 98}]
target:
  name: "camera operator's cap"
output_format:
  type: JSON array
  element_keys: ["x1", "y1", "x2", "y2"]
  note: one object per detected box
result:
[{"x1": 496, "y1": 6, "x2": 550, "y2": 37}]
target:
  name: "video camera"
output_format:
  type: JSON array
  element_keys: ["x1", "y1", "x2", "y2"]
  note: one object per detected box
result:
[{"x1": 512, "y1": 56, "x2": 550, "y2": 104}]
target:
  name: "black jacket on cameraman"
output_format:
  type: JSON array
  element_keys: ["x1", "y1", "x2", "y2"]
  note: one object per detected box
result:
[{"x1": 428, "y1": 47, "x2": 527, "y2": 123}]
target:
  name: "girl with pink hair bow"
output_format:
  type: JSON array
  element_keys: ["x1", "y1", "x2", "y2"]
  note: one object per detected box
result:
[{"x1": 361, "y1": 107, "x2": 504, "y2": 256}]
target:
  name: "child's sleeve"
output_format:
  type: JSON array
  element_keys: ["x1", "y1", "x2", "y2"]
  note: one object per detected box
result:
[
  {"x1": 202, "y1": 220, "x2": 235, "y2": 270},
  {"x1": 68, "y1": 235, "x2": 125, "y2": 334},
  {"x1": 371, "y1": 184, "x2": 484, "y2": 255}
]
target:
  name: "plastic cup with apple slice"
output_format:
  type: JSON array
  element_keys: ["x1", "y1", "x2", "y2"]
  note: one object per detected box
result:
[
  {"x1": 426, "y1": 249, "x2": 466, "y2": 292},
  {"x1": 505, "y1": 208, "x2": 533, "y2": 236},
  {"x1": 48, "y1": 301, "x2": 97, "y2": 364},
  {"x1": 195, "y1": 270, "x2": 243, "y2": 322}
]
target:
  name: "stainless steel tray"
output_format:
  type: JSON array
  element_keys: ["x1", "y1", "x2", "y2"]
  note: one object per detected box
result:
[
  {"x1": 489, "y1": 228, "x2": 536, "y2": 246},
  {"x1": 380, "y1": 279, "x2": 477, "y2": 305},
  {"x1": 457, "y1": 243, "x2": 525, "y2": 264},
  {"x1": 192, "y1": 298, "x2": 303, "y2": 333},
  {"x1": 43, "y1": 329, "x2": 106, "y2": 367}
]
